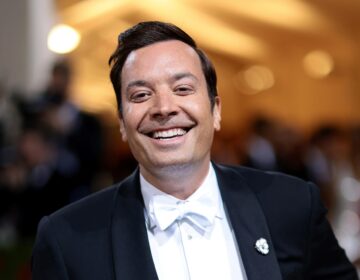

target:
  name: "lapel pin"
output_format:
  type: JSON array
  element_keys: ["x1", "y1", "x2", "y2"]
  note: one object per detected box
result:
[{"x1": 255, "y1": 238, "x2": 269, "y2": 255}]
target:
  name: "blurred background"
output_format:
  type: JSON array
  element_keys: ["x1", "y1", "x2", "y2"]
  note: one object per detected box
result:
[{"x1": 0, "y1": 0, "x2": 360, "y2": 278}]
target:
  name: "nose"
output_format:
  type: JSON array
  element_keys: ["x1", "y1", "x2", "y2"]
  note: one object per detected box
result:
[{"x1": 150, "y1": 90, "x2": 178, "y2": 120}]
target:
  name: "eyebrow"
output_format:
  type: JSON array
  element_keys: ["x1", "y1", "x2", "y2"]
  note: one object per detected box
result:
[
  {"x1": 171, "y1": 72, "x2": 199, "y2": 83},
  {"x1": 125, "y1": 80, "x2": 152, "y2": 92},
  {"x1": 125, "y1": 72, "x2": 199, "y2": 92}
]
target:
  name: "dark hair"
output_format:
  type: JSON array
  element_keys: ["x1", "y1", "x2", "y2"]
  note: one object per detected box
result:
[{"x1": 108, "y1": 21, "x2": 217, "y2": 115}]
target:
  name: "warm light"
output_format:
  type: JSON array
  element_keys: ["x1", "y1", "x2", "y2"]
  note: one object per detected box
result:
[
  {"x1": 339, "y1": 210, "x2": 360, "y2": 236},
  {"x1": 47, "y1": 24, "x2": 81, "y2": 54},
  {"x1": 303, "y1": 50, "x2": 334, "y2": 79},
  {"x1": 133, "y1": 0, "x2": 266, "y2": 60},
  {"x1": 243, "y1": 65, "x2": 275, "y2": 93},
  {"x1": 340, "y1": 177, "x2": 360, "y2": 202}
]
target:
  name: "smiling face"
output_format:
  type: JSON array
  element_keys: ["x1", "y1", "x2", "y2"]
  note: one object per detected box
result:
[{"x1": 119, "y1": 40, "x2": 221, "y2": 182}]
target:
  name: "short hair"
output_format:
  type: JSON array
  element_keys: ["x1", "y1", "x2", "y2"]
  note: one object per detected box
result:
[{"x1": 108, "y1": 21, "x2": 217, "y2": 115}]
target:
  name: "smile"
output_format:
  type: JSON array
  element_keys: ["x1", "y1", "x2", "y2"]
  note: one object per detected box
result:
[{"x1": 149, "y1": 128, "x2": 190, "y2": 140}]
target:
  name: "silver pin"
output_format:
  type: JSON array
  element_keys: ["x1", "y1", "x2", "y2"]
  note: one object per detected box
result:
[{"x1": 255, "y1": 238, "x2": 269, "y2": 255}]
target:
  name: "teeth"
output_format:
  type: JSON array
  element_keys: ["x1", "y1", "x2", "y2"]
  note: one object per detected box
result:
[{"x1": 152, "y1": 128, "x2": 186, "y2": 139}]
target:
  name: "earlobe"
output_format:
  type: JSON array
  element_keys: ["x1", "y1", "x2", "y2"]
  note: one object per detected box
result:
[
  {"x1": 119, "y1": 119, "x2": 128, "y2": 142},
  {"x1": 213, "y1": 97, "x2": 221, "y2": 131}
]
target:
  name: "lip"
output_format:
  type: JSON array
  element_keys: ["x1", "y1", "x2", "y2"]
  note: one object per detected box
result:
[{"x1": 138, "y1": 118, "x2": 196, "y2": 134}]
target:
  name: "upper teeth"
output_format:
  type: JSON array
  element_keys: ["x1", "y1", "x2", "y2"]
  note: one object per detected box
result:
[{"x1": 153, "y1": 128, "x2": 186, "y2": 139}]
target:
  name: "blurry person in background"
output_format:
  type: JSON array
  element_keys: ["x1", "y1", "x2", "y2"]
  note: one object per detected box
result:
[
  {"x1": 272, "y1": 123, "x2": 309, "y2": 181},
  {"x1": 16, "y1": 124, "x2": 77, "y2": 237},
  {"x1": 306, "y1": 126, "x2": 343, "y2": 212},
  {"x1": 30, "y1": 60, "x2": 104, "y2": 202},
  {"x1": 351, "y1": 126, "x2": 360, "y2": 179},
  {"x1": 0, "y1": 60, "x2": 105, "y2": 240},
  {"x1": 0, "y1": 123, "x2": 75, "y2": 238},
  {"x1": 32, "y1": 21, "x2": 358, "y2": 280},
  {"x1": 307, "y1": 125, "x2": 360, "y2": 265},
  {"x1": 243, "y1": 116, "x2": 278, "y2": 171}
]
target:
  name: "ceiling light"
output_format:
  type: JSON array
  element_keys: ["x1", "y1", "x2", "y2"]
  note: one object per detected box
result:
[
  {"x1": 243, "y1": 65, "x2": 275, "y2": 93},
  {"x1": 303, "y1": 50, "x2": 334, "y2": 79},
  {"x1": 47, "y1": 24, "x2": 81, "y2": 54}
]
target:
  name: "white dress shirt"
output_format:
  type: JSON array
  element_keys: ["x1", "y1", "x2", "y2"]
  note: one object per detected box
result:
[{"x1": 140, "y1": 164, "x2": 247, "y2": 280}]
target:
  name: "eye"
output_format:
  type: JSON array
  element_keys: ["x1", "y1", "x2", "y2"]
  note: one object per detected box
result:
[
  {"x1": 130, "y1": 91, "x2": 152, "y2": 103},
  {"x1": 174, "y1": 85, "x2": 194, "y2": 95}
]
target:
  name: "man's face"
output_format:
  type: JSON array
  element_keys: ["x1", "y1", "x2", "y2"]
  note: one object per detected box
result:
[{"x1": 119, "y1": 40, "x2": 221, "y2": 175}]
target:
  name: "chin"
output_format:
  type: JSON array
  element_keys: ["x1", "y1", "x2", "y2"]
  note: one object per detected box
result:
[
  {"x1": 144, "y1": 154, "x2": 194, "y2": 171},
  {"x1": 150, "y1": 157, "x2": 190, "y2": 168}
]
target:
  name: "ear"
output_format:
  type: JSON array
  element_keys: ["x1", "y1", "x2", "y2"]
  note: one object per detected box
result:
[
  {"x1": 213, "y1": 96, "x2": 221, "y2": 131},
  {"x1": 118, "y1": 116, "x2": 128, "y2": 142}
]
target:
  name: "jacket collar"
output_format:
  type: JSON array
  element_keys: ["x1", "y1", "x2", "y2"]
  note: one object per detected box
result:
[
  {"x1": 213, "y1": 163, "x2": 282, "y2": 280},
  {"x1": 110, "y1": 168, "x2": 158, "y2": 280}
]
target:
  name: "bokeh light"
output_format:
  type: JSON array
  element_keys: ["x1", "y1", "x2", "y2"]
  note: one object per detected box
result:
[
  {"x1": 303, "y1": 50, "x2": 334, "y2": 79},
  {"x1": 47, "y1": 24, "x2": 81, "y2": 54}
]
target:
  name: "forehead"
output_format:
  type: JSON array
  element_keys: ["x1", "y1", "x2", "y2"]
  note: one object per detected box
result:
[{"x1": 121, "y1": 40, "x2": 204, "y2": 82}]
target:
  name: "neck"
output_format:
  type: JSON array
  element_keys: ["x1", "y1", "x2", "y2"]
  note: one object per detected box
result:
[{"x1": 140, "y1": 160, "x2": 211, "y2": 200}]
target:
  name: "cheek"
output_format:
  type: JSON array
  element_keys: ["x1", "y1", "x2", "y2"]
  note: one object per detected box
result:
[
  {"x1": 120, "y1": 80, "x2": 134, "y2": 115},
  {"x1": 122, "y1": 97, "x2": 133, "y2": 115},
  {"x1": 182, "y1": 94, "x2": 211, "y2": 114},
  {"x1": 121, "y1": 104, "x2": 146, "y2": 136},
  {"x1": 193, "y1": 100, "x2": 213, "y2": 124}
]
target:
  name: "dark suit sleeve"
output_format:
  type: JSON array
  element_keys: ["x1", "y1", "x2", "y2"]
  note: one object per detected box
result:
[
  {"x1": 32, "y1": 216, "x2": 69, "y2": 280},
  {"x1": 306, "y1": 182, "x2": 359, "y2": 280}
]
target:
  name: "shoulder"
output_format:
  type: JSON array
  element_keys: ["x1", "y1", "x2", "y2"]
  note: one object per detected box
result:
[
  {"x1": 32, "y1": 171, "x2": 141, "y2": 278},
  {"x1": 32, "y1": 182, "x2": 122, "y2": 276},
  {"x1": 37, "y1": 183, "x2": 119, "y2": 238},
  {"x1": 38, "y1": 169, "x2": 139, "y2": 234},
  {"x1": 213, "y1": 163, "x2": 317, "y2": 221},
  {"x1": 214, "y1": 163, "x2": 313, "y2": 196}
]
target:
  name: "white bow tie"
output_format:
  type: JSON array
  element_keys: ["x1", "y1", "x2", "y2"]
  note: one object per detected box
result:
[{"x1": 148, "y1": 192, "x2": 217, "y2": 232}]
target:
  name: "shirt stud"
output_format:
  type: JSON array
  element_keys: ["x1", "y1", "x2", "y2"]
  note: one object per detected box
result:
[{"x1": 255, "y1": 238, "x2": 269, "y2": 255}]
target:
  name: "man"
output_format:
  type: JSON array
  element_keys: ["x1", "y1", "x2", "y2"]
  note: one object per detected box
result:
[{"x1": 32, "y1": 21, "x2": 358, "y2": 280}]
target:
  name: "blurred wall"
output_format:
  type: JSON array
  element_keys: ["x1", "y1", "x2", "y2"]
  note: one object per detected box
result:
[{"x1": 0, "y1": 0, "x2": 57, "y2": 97}]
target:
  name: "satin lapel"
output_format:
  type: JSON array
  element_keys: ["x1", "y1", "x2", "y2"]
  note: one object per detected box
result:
[
  {"x1": 110, "y1": 170, "x2": 158, "y2": 280},
  {"x1": 214, "y1": 164, "x2": 283, "y2": 280}
]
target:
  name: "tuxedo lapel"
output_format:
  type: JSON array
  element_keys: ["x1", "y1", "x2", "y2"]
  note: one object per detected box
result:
[
  {"x1": 110, "y1": 170, "x2": 158, "y2": 280},
  {"x1": 214, "y1": 164, "x2": 283, "y2": 280}
]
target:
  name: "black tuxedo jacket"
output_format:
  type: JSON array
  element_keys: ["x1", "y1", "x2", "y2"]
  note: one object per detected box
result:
[{"x1": 32, "y1": 164, "x2": 358, "y2": 279}]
